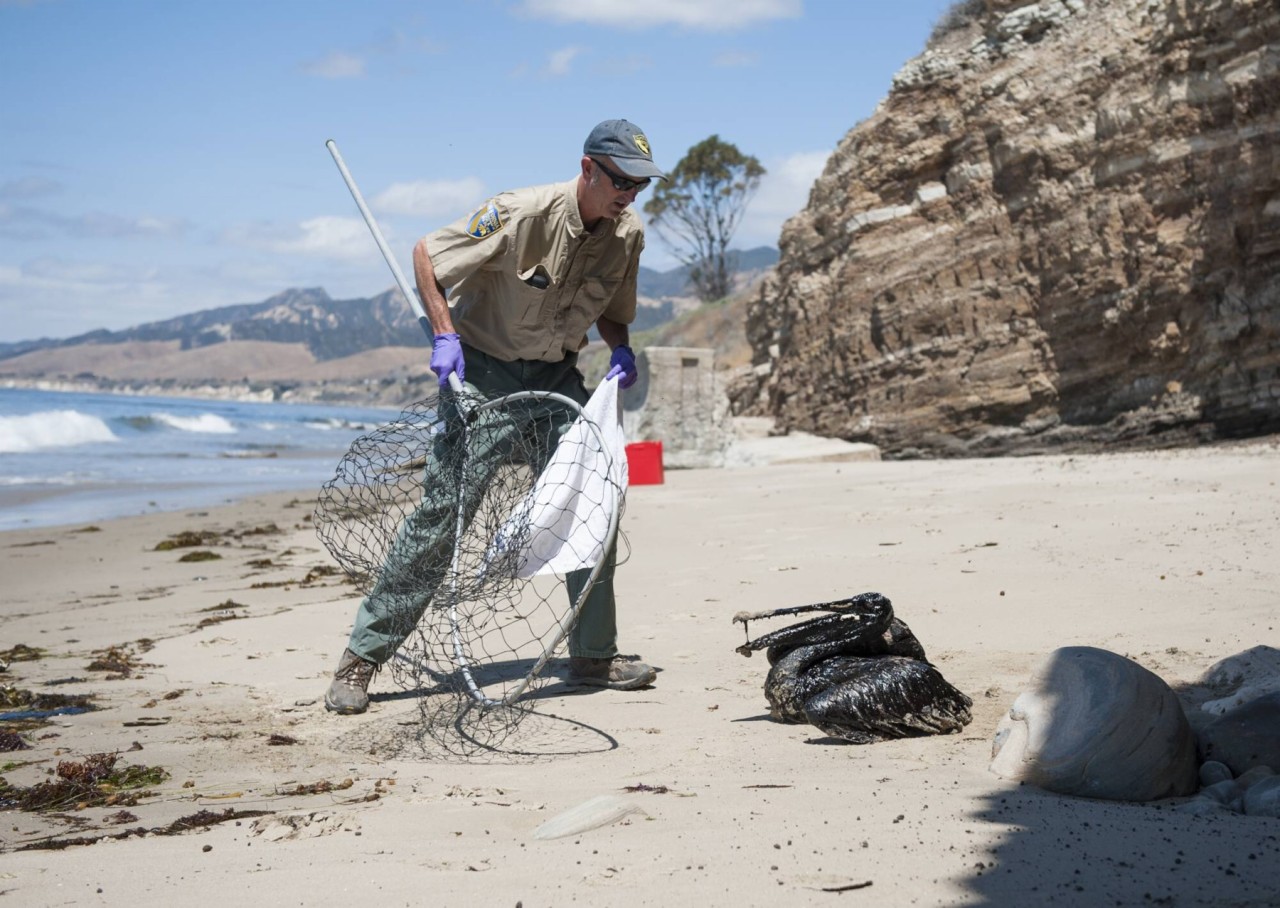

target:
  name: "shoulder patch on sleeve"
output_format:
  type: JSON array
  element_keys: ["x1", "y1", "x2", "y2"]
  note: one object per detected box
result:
[{"x1": 466, "y1": 201, "x2": 505, "y2": 239}]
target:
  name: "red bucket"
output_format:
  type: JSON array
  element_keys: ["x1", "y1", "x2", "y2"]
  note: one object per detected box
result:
[{"x1": 625, "y1": 441, "x2": 664, "y2": 485}]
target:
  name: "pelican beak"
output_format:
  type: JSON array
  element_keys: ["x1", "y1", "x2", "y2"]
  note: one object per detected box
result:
[
  {"x1": 732, "y1": 593, "x2": 890, "y2": 628},
  {"x1": 731, "y1": 593, "x2": 894, "y2": 657}
]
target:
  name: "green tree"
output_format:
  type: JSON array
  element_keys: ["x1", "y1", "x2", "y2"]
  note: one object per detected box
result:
[{"x1": 643, "y1": 135, "x2": 765, "y2": 303}]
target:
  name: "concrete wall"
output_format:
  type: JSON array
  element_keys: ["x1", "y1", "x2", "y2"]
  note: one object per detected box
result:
[{"x1": 623, "y1": 347, "x2": 728, "y2": 468}]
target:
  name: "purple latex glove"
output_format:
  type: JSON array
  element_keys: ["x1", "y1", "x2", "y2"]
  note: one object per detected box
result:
[
  {"x1": 605, "y1": 344, "x2": 637, "y2": 389},
  {"x1": 430, "y1": 332, "x2": 465, "y2": 387}
]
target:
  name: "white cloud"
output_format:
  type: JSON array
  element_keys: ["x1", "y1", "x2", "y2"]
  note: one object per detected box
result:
[
  {"x1": 638, "y1": 152, "x2": 827, "y2": 268},
  {"x1": 300, "y1": 51, "x2": 366, "y2": 79},
  {"x1": 226, "y1": 216, "x2": 380, "y2": 261},
  {"x1": 547, "y1": 46, "x2": 583, "y2": 76},
  {"x1": 372, "y1": 178, "x2": 486, "y2": 218},
  {"x1": 735, "y1": 149, "x2": 830, "y2": 248},
  {"x1": 270, "y1": 217, "x2": 378, "y2": 259},
  {"x1": 517, "y1": 0, "x2": 801, "y2": 30}
]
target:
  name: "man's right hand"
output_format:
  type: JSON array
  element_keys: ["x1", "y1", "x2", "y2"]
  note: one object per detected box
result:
[{"x1": 430, "y1": 333, "x2": 465, "y2": 387}]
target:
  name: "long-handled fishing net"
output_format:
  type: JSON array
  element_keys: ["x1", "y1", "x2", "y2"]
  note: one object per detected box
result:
[
  {"x1": 315, "y1": 142, "x2": 626, "y2": 749},
  {"x1": 316, "y1": 381, "x2": 625, "y2": 745}
]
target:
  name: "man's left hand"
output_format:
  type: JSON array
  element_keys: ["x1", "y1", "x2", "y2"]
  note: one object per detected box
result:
[{"x1": 606, "y1": 344, "x2": 637, "y2": 389}]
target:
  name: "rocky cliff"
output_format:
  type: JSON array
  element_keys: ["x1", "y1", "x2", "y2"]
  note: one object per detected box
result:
[{"x1": 733, "y1": 0, "x2": 1280, "y2": 456}]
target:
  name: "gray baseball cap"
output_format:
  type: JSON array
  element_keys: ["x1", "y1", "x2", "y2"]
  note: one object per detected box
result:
[{"x1": 583, "y1": 119, "x2": 667, "y2": 181}]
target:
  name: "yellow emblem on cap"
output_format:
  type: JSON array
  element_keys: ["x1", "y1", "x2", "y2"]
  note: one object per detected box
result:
[
  {"x1": 633, "y1": 135, "x2": 651, "y2": 157},
  {"x1": 467, "y1": 202, "x2": 504, "y2": 239}
]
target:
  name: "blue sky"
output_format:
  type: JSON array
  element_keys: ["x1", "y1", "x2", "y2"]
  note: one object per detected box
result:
[{"x1": 1, "y1": 0, "x2": 956, "y2": 343}]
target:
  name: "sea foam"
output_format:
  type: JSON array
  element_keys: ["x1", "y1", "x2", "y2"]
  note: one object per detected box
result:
[{"x1": 0, "y1": 410, "x2": 119, "y2": 453}]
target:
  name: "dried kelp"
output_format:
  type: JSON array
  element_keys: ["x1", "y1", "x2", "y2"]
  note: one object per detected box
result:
[
  {"x1": 0, "y1": 687, "x2": 94, "y2": 731},
  {"x1": 86, "y1": 645, "x2": 149, "y2": 677},
  {"x1": 1, "y1": 731, "x2": 32, "y2": 752},
  {"x1": 302, "y1": 565, "x2": 341, "y2": 584},
  {"x1": 0, "y1": 752, "x2": 168, "y2": 812},
  {"x1": 196, "y1": 611, "x2": 244, "y2": 629},
  {"x1": 622, "y1": 783, "x2": 670, "y2": 794},
  {"x1": 153, "y1": 530, "x2": 219, "y2": 551},
  {"x1": 278, "y1": 778, "x2": 353, "y2": 796},
  {"x1": 178, "y1": 550, "x2": 221, "y2": 563},
  {"x1": 0, "y1": 644, "x2": 45, "y2": 664},
  {"x1": 233, "y1": 523, "x2": 283, "y2": 538},
  {"x1": 15, "y1": 807, "x2": 271, "y2": 851}
]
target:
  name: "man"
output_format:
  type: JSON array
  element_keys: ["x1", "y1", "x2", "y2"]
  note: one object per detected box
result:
[{"x1": 325, "y1": 119, "x2": 665, "y2": 715}]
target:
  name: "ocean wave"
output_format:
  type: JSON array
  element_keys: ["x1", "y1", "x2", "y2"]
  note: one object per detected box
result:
[
  {"x1": 145, "y1": 412, "x2": 237, "y2": 434},
  {"x1": 0, "y1": 410, "x2": 119, "y2": 453},
  {"x1": 302, "y1": 417, "x2": 380, "y2": 432},
  {"x1": 0, "y1": 472, "x2": 81, "y2": 486}
]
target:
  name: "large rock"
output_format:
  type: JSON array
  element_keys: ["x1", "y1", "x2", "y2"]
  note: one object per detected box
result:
[
  {"x1": 734, "y1": 0, "x2": 1280, "y2": 456},
  {"x1": 1197, "y1": 691, "x2": 1280, "y2": 776},
  {"x1": 1195, "y1": 644, "x2": 1280, "y2": 716},
  {"x1": 989, "y1": 646, "x2": 1198, "y2": 801}
]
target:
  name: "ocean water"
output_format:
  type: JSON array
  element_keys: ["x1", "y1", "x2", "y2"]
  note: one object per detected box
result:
[{"x1": 0, "y1": 387, "x2": 407, "y2": 532}]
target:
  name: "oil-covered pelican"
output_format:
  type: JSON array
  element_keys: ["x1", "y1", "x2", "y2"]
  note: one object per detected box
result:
[{"x1": 734, "y1": 592, "x2": 973, "y2": 744}]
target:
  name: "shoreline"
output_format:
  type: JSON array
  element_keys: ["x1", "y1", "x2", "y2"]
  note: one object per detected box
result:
[
  {"x1": 0, "y1": 387, "x2": 408, "y2": 533},
  {"x1": 2, "y1": 440, "x2": 1278, "y2": 904},
  {"x1": 1, "y1": 375, "x2": 418, "y2": 407}
]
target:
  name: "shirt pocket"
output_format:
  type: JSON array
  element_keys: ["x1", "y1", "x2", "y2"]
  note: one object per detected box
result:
[
  {"x1": 561, "y1": 276, "x2": 620, "y2": 345},
  {"x1": 581, "y1": 276, "x2": 621, "y2": 308},
  {"x1": 512, "y1": 278, "x2": 552, "y2": 331}
]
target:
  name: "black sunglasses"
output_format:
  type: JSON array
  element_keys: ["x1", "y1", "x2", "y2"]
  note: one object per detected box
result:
[{"x1": 591, "y1": 158, "x2": 650, "y2": 193}]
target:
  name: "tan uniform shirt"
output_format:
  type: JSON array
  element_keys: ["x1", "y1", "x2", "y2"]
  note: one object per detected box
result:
[{"x1": 425, "y1": 178, "x2": 643, "y2": 363}]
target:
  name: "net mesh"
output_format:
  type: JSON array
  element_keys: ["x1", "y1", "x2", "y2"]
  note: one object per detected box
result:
[{"x1": 314, "y1": 386, "x2": 624, "y2": 752}]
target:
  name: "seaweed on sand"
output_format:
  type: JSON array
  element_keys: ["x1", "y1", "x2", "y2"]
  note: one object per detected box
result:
[
  {"x1": 0, "y1": 688, "x2": 93, "y2": 713},
  {"x1": 0, "y1": 687, "x2": 95, "y2": 732},
  {"x1": 0, "y1": 752, "x2": 168, "y2": 812},
  {"x1": 233, "y1": 523, "x2": 283, "y2": 538},
  {"x1": 153, "y1": 530, "x2": 220, "y2": 551},
  {"x1": 278, "y1": 777, "x2": 353, "y2": 796},
  {"x1": 85, "y1": 644, "x2": 152, "y2": 677},
  {"x1": 1, "y1": 731, "x2": 32, "y2": 752},
  {"x1": 0, "y1": 644, "x2": 45, "y2": 664},
  {"x1": 302, "y1": 565, "x2": 343, "y2": 585},
  {"x1": 196, "y1": 598, "x2": 248, "y2": 629},
  {"x1": 15, "y1": 807, "x2": 272, "y2": 851},
  {"x1": 178, "y1": 550, "x2": 221, "y2": 563}
]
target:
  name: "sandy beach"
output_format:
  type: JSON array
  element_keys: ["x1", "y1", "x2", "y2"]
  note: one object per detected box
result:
[{"x1": 2, "y1": 436, "x2": 1279, "y2": 907}]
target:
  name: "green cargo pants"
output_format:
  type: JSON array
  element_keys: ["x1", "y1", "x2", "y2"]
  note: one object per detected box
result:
[{"x1": 345, "y1": 345, "x2": 619, "y2": 665}]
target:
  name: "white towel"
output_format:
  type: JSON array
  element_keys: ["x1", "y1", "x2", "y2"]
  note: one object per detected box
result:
[{"x1": 484, "y1": 376, "x2": 628, "y2": 579}]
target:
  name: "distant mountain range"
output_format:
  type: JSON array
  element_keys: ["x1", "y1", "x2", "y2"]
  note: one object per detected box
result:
[
  {"x1": 0, "y1": 287, "x2": 421, "y2": 364},
  {"x1": 0, "y1": 247, "x2": 778, "y2": 362},
  {"x1": 636, "y1": 245, "x2": 779, "y2": 299}
]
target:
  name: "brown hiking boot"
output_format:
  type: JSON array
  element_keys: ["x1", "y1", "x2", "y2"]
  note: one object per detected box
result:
[
  {"x1": 567, "y1": 655, "x2": 656, "y2": 690},
  {"x1": 324, "y1": 648, "x2": 378, "y2": 714}
]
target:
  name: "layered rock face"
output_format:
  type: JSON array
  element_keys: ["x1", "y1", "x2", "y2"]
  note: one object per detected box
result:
[{"x1": 734, "y1": 0, "x2": 1280, "y2": 456}]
